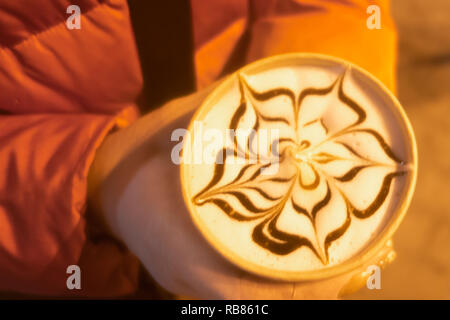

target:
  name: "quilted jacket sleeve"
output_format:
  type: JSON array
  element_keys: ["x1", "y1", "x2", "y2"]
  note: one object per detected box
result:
[
  {"x1": 0, "y1": 0, "x2": 142, "y2": 296},
  {"x1": 0, "y1": 114, "x2": 116, "y2": 293},
  {"x1": 192, "y1": 0, "x2": 397, "y2": 92}
]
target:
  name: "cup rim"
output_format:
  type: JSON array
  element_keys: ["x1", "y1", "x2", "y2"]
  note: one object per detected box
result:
[{"x1": 180, "y1": 52, "x2": 418, "y2": 281}]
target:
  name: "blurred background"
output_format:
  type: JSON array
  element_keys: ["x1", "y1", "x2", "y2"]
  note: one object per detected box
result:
[{"x1": 349, "y1": 0, "x2": 450, "y2": 299}]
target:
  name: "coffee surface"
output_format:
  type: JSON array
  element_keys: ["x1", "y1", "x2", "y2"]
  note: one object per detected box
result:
[{"x1": 182, "y1": 57, "x2": 415, "y2": 273}]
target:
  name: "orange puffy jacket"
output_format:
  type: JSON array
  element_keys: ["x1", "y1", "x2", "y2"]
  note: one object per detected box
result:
[{"x1": 0, "y1": 0, "x2": 396, "y2": 297}]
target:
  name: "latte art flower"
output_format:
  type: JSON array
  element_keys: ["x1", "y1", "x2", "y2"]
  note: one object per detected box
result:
[{"x1": 192, "y1": 69, "x2": 409, "y2": 265}]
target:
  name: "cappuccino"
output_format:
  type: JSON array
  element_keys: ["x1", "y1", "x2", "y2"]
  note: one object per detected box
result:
[{"x1": 180, "y1": 54, "x2": 417, "y2": 279}]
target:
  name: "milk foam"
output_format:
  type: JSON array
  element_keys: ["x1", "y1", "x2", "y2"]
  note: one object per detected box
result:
[{"x1": 182, "y1": 57, "x2": 415, "y2": 273}]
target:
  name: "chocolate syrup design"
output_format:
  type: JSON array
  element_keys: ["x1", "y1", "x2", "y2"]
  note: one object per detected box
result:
[{"x1": 192, "y1": 70, "x2": 409, "y2": 264}]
